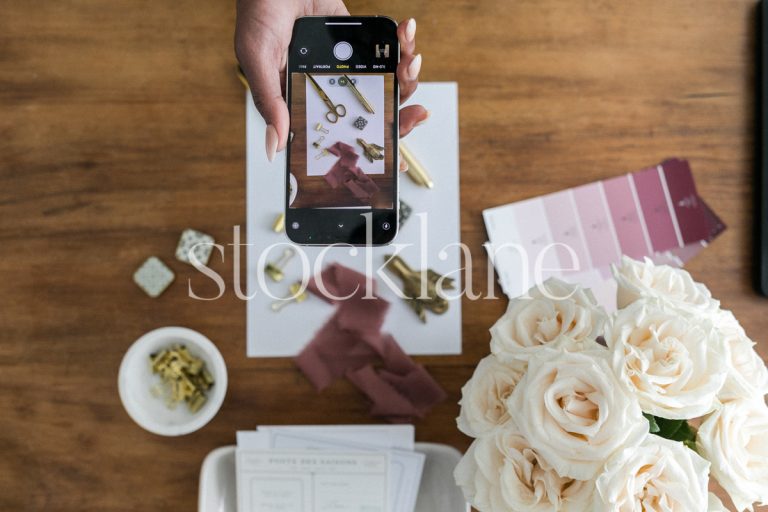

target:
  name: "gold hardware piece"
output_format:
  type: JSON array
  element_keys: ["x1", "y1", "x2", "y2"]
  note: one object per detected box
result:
[
  {"x1": 314, "y1": 123, "x2": 330, "y2": 134},
  {"x1": 264, "y1": 248, "x2": 295, "y2": 282},
  {"x1": 236, "y1": 66, "x2": 249, "y2": 89},
  {"x1": 272, "y1": 213, "x2": 285, "y2": 233},
  {"x1": 271, "y1": 282, "x2": 309, "y2": 312},
  {"x1": 384, "y1": 255, "x2": 455, "y2": 323},
  {"x1": 149, "y1": 344, "x2": 214, "y2": 413},
  {"x1": 356, "y1": 138, "x2": 384, "y2": 163}
]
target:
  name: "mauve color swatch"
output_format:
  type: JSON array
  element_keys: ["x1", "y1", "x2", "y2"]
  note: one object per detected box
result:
[
  {"x1": 572, "y1": 182, "x2": 620, "y2": 268},
  {"x1": 661, "y1": 158, "x2": 709, "y2": 245},
  {"x1": 631, "y1": 167, "x2": 680, "y2": 252},
  {"x1": 602, "y1": 174, "x2": 651, "y2": 259}
]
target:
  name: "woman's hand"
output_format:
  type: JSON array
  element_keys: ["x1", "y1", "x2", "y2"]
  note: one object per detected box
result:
[{"x1": 235, "y1": 0, "x2": 429, "y2": 161}]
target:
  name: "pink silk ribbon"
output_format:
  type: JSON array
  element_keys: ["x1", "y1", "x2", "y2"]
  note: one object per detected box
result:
[
  {"x1": 324, "y1": 142, "x2": 380, "y2": 202},
  {"x1": 294, "y1": 263, "x2": 446, "y2": 423}
]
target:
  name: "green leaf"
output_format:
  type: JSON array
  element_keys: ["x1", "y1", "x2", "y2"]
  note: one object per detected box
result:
[
  {"x1": 646, "y1": 415, "x2": 698, "y2": 448},
  {"x1": 657, "y1": 418, "x2": 685, "y2": 439},
  {"x1": 644, "y1": 413, "x2": 660, "y2": 433}
]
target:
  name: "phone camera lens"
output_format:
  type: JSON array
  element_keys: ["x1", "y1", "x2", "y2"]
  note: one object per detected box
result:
[
  {"x1": 382, "y1": 222, "x2": 391, "y2": 231},
  {"x1": 299, "y1": 47, "x2": 309, "y2": 56},
  {"x1": 291, "y1": 221, "x2": 300, "y2": 229}
]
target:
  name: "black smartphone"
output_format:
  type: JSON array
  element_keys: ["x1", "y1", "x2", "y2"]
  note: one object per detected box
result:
[{"x1": 285, "y1": 16, "x2": 399, "y2": 246}]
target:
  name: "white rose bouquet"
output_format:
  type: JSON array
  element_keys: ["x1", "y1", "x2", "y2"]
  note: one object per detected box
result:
[{"x1": 455, "y1": 257, "x2": 768, "y2": 512}]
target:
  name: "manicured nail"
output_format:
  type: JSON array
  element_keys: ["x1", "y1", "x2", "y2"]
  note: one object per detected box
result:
[
  {"x1": 408, "y1": 54, "x2": 422, "y2": 80},
  {"x1": 415, "y1": 109, "x2": 430, "y2": 127},
  {"x1": 405, "y1": 19, "x2": 416, "y2": 43},
  {"x1": 265, "y1": 124, "x2": 278, "y2": 163},
  {"x1": 399, "y1": 153, "x2": 409, "y2": 172}
]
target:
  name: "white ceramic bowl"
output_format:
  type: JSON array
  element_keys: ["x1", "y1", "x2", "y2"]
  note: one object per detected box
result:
[{"x1": 118, "y1": 326, "x2": 227, "y2": 436}]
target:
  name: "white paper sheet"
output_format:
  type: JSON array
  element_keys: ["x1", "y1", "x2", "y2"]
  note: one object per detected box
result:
[{"x1": 245, "y1": 83, "x2": 462, "y2": 357}]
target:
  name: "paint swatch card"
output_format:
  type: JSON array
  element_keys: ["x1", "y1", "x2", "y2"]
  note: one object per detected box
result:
[{"x1": 483, "y1": 159, "x2": 725, "y2": 303}]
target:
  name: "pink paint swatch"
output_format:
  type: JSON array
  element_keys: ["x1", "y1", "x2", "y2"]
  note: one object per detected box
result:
[
  {"x1": 631, "y1": 167, "x2": 680, "y2": 251},
  {"x1": 572, "y1": 182, "x2": 620, "y2": 268},
  {"x1": 542, "y1": 190, "x2": 591, "y2": 273},
  {"x1": 603, "y1": 174, "x2": 651, "y2": 259}
]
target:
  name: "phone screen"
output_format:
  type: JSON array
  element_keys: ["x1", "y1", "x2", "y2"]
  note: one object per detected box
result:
[{"x1": 286, "y1": 17, "x2": 399, "y2": 245}]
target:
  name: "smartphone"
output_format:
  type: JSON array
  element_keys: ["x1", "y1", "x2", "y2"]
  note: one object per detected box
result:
[{"x1": 285, "y1": 16, "x2": 399, "y2": 245}]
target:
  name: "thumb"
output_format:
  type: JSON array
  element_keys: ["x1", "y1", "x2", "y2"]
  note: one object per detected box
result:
[{"x1": 238, "y1": 43, "x2": 290, "y2": 162}]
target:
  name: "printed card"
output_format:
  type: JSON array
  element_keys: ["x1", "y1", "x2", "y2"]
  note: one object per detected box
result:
[{"x1": 236, "y1": 450, "x2": 389, "y2": 512}]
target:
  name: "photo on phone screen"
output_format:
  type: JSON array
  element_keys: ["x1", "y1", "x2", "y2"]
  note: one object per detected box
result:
[{"x1": 286, "y1": 17, "x2": 399, "y2": 245}]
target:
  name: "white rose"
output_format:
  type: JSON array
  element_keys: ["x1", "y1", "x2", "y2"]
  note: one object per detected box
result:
[
  {"x1": 605, "y1": 299, "x2": 728, "y2": 419},
  {"x1": 697, "y1": 399, "x2": 768, "y2": 512},
  {"x1": 457, "y1": 355, "x2": 526, "y2": 438},
  {"x1": 714, "y1": 310, "x2": 768, "y2": 403},
  {"x1": 612, "y1": 256, "x2": 719, "y2": 313},
  {"x1": 708, "y1": 493, "x2": 730, "y2": 512},
  {"x1": 506, "y1": 348, "x2": 648, "y2": 480},
  {"x1": 595, "y1": 435, "x2": 710, "y2": 511},
  {"x1": 454, "y1": 429, "x2": 594, "y2": 512},
  {"x1": 490, "y1": 278, "x2": 607, "y2": 363}
]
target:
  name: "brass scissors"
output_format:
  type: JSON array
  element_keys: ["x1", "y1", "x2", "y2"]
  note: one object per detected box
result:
[{"x1": 305, "y1": 73, "x2": 346, "y2": 123}]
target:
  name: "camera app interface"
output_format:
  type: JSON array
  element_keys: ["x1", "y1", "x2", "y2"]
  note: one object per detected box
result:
[{"x1": 288, "y1": 21, "x2": 397, "y2": 211}]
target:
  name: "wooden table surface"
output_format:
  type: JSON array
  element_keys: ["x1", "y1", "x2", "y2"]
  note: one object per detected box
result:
[{"x1": 1, "y1": 0, "x2": 764, "y2": 510}]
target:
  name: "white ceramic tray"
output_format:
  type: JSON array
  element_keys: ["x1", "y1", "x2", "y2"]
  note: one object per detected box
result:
[{"x1": 198, "y1": 442, "x2": 469, "y2": 512}]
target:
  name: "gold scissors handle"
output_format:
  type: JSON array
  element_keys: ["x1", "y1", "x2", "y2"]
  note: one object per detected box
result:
[
  {"x1": 305, "y1": 73, "x2": 347, "y2": 124},
  {"x1": 325, "y1": 103, "x2": 346, "y2": 123}
]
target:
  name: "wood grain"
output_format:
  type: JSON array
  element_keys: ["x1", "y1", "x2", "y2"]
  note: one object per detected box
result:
[{"x1": 0, "y1": 0, "x2": 764, "y2": 510}]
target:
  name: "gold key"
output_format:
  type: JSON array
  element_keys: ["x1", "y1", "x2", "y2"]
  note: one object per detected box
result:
[
  {"x1": 384, "y1": 255, "x2": 455, "y2": 323},
  {"x1": 271, "y1": 282, "x2": 308, "y2": 312},
  {"x1": 264, "y1": 248, "x2": 295, "y2": 282}
]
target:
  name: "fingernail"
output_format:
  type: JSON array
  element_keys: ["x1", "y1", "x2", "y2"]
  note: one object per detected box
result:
[
  {"x1": 399, "y1": 153, "x2": 409, "y2": 172},
  {"x1": 408, "y1": 54, "x2": 422, "y2": 80},
  {"x1": 415, "y1": 109, "x2": 430, "y2": 127},
  {"x1": 405, "y1": 19, "x2": 416, "y2": 42},
  {"x1": 265, "y1": 124, "x2": 278, "y2": 163}
]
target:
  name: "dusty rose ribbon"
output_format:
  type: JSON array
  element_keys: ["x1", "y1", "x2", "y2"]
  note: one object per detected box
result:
[
  {"x1": 294, "y1": 263, "x2": 446, "y2": 423},
  {"x1": 324, "y1": 142, "x2": 380, "y2": 202}
]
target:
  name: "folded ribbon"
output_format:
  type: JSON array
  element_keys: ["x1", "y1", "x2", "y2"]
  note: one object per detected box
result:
[
  {"x1": 295, "y1": 263, "x2": 446, "y2": 423},
  {"x1": 324, "y1": 142, "x2": 380, "y2": 202}
]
